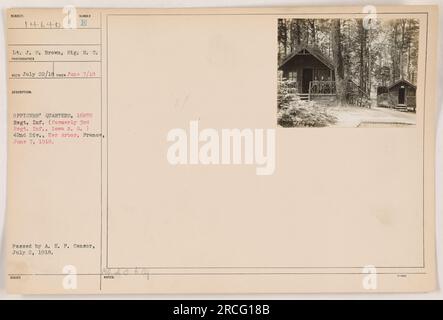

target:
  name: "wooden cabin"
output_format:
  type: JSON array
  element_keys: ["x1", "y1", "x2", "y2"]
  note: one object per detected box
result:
[
  {"x1": 278, "y1": 46, "x2": 336, "y2": 101},
  {"x1": 377, "y1": 79, "x2": 416, "y2": 112}
]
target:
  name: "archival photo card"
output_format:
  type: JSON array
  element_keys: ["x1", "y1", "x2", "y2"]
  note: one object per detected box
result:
[{"x1": 5, "y1": 6, "x2": 438, "y2": 294}]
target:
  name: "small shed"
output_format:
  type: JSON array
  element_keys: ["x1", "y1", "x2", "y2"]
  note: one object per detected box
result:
[
  {"x1": 378, "y1": 79, "x2": 416, "y2": 111},
  {"x1": 278, "y1": 46, "x2": 336, "y2": 99}
]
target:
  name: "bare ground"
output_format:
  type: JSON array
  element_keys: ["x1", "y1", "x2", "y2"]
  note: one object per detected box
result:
[{"x1": 325, "y1": 105, "x2": 416, "y2": 127}]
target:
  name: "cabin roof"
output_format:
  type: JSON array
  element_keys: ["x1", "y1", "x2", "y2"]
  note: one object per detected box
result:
[
  {"x1": 388, "y1": 79, "x2": 417, "y2": 90},
  {"x1": 279, "y1": 45, "x2": 335, "y2": 70}
]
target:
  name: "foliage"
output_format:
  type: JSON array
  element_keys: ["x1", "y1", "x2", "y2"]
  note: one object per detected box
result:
[
  {"x1": 277, "y1": 79, "x2": 337, "y2": 127},
  {"x1": 277, "y1": 99, "x2": 338, "y2": 127},
  {"x1": 277, "y1": 78, "x2": 296, "y2": 110}
]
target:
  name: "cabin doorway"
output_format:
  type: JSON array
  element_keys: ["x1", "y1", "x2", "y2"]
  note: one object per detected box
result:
[
  {"x1": 302, "y1": 68, "x2": 313, "y2": 93},
  {"x1": 398, "y1": 86, "x2": 406, "y2": 105}
]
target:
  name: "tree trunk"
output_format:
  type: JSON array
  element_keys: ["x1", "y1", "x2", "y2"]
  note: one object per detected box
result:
[
  {"x1": 367, "y1": 28, "x2": 372, "y2": 100},
  {"x1": 359, "y1": 20, "x2": 365, "y2": 92},
  {"x1": 400, "y1": 20, "x2": 406, "y2": 79},
  {"x1": 391, "y1": 23, "x2": 399, "y2": 82},
  {"x1": 295, "y1": 20, "x2": 301, "y2": 46},
  {"x1": 331, "y1": 19, "x2": 346, "y2": 106},
  {"x1": 278, "y1": 19, "x2": 288, "y2": 58},
  {"x1": 310, "y1": 20, "x2": 316, "y2": 44}
]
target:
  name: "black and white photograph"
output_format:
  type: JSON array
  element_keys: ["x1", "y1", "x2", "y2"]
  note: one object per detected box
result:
[
  {"x1": 277, "y1": 18, "x2": 419, "y2": 127},
  {"x1": 0, "y1": 1, "x2": 442, "y2": 304}
]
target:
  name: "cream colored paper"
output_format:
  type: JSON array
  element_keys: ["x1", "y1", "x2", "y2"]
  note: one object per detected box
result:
[{"x1": 5, "y1": 6, "x2": 438, "y2": 293}]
